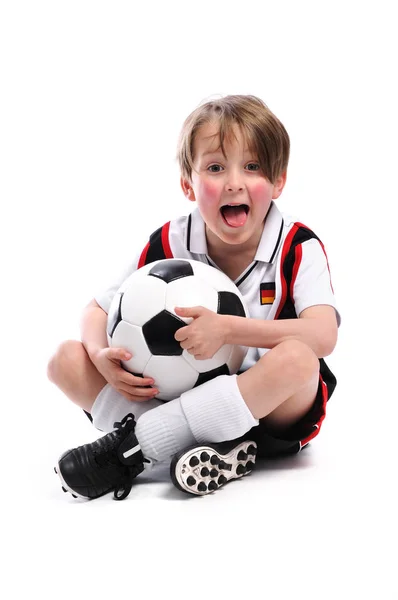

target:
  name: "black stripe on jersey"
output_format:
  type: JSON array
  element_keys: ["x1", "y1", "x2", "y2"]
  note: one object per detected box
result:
[
  {"x1": 236, "y1": 261, "x2": 258, "y2": 287},
  {"x1": 277, "y1": 225, "x2": 336, "y2": 399},
  {"x1": 187, "y1": 213, "x2": 192, "y2": 252},
  {"x1": 269, "y1": 220, "x2": 284, "y2": 264},
  {"x1": 278, "y1": 226, "x2": 319, "y2": 320},
  {"x1": 144, "y1": 226, "x2": 167, "y2": 265}
]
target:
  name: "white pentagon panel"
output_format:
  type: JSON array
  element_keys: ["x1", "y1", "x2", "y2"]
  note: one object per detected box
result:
[
  {"x1": 190, "y1": 260, "x2": 234, "y2": 291},
  {"x1": 165, "y1": 277, "x2": 218, "y2": 321},
  {"x1": 111, "y1": 320, "x2": 151, "y2": 373},
  {"x1": 182, "y1": 345, "x2": 231, "y2": 373},
  {"x1": 121, "y1": 270, "x2": 167, "y2": 326},
  {"x1": 189, "y1": 260, "x2": 249, "y2": 316},
  {"x1": 143, "y1": 355, "x2": 198, "y2": 401}
]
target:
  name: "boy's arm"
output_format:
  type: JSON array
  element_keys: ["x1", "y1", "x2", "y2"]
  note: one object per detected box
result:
[
  {"x1": 80, "y1": 299, "x2": 109, "y2": 361},
  {"x1": 224, "y1": 305, "x2": 338, "y2": 358}
]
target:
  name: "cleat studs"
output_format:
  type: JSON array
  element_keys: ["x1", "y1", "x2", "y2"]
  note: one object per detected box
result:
[
  {"x1": 200, "y1": 467, "x2": 210, "y2": 477},
  {"x1": 218, "y1": 475, "x2": 227, "y2": 485},
  {"x1": 210, "y1": 468, "x2": 218, "y2": 478},
  {"x1": 200, "y1": 451, "x2": 210, "y2": 462},
  {"x1": 187, "y1": 476, "x2": 196, "y2": 487},
  {"x1": 210, "y1": 454, "x2": 220, "y2": 465},
  {"x1": 236, "y1": 464, "x2": 246, "y2": 476},
  {"x1": 208, "y1": 481, "x2": 218, "y2": 491},
  {"x1": 197, "y1": 482, "x2": 207, "y2": 493},
  {"x1": 237, "y1": 450, "x2": 248, "y2": 461},
  {"x1": 247, "y1": 444, "x2": 257, "y2": 456},
  {"x1": 62, "y1": 486, "x2": 68, "y2": 493},
  {"x1": 219, "y1": 461, "x2": 232, "y2": 471},
  {"x1": 246, "y1": 461, "x2": 255, "y2": 471},
  {"x1": 71, "y1": 494, "x2": 78, "y2": 498},
  {"x1": 189, "y1": 456, "x2": 200, "y2": 467}
]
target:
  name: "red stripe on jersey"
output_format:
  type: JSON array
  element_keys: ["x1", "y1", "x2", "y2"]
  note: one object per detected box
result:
[
  {"x1": 274, "y1": 224, "x2": 299, "y2": 319},
  {"x1": 138, "y1": 241, "x2": 150, "y2": 269},
  {"x1": 161, "y1": 221, "x2": 173, "y2": 258},
  {"x1": 290, "y1": 242, "x2": 302, "y2": 301},
  {"x1": 261, "y1": 290, "x2": 275, "y2": 298},
  {"x1": 294, "y1": 221, "x2": 334, "y2": 293}
]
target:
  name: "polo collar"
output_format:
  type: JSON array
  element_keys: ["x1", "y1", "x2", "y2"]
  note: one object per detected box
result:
[
  {"x1": 186, "y1": 208, "x2": 208, "y2": 255},
  {"x1": 186, "y1": 201, "x2": 284, "y2": 264},
  {"x1": 254, "y1": 201, "x2": 284, "y2": 263}
]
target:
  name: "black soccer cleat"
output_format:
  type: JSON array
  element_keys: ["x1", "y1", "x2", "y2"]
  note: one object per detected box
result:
[
  {"x1": 54, "y1": 413, "x2": 145, "y2": 500},
  {"x1": 170, "y1": 439, "x2": 257, "y2": 496}
]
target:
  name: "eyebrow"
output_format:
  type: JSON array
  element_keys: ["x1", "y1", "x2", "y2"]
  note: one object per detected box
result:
[{"x1": 202, "y1": 149, "x2": 254, "y2": 157}]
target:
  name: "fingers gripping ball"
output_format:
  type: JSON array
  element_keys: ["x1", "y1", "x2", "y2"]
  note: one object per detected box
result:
[{"x1": 107, "y1": 258, "x2": 249, "y2": 401}]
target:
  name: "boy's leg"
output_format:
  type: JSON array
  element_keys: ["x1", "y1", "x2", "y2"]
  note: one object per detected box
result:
[
  {"x1": 137, "y1": 339, "x2": 319, "y2": 460},
  {"x1": 53, "y1": 339, "x2": 320, "y2": 499},
  {"x1": 47, "y1": 340, "x2": 106, "y2": 413},
  {"x1": 237, "y1": 339, "x2": 320, "y2": 430},
  {"x1": 49, "y1": 338, "x2": 319, "y2": 448},
  {"x1": 47, "y1": 340, "x2": 164, "y2": 430},
  {"x1": 166, "y1": 339, "x2": 320, "y2": 495}
]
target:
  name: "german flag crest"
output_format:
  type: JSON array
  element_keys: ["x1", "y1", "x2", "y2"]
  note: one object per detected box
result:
[{"x1": 260, "y1": 282, "x2": 276, "y2": 305}]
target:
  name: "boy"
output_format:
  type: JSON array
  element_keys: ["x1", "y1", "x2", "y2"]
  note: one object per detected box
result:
[{"x1": 48, "y1": 95, "x2": 339, "y2": 500}]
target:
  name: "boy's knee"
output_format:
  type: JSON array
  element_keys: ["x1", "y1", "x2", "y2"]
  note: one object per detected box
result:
[
  {"x1": 266, "y1": 340, "x2": 319, "y2": 384},
  {"x1": 47, "y1": 340, "x2": 85, "y2": 383}
]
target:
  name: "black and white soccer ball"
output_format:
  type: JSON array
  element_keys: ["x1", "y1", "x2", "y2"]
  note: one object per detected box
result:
[{"x1": 107, "y1": 258, "x2": 249, "y2": 401}]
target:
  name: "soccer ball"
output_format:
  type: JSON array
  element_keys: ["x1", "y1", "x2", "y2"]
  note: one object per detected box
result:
[{"x1": 107, "y1": 258, "x2": 249, "y2": 401}]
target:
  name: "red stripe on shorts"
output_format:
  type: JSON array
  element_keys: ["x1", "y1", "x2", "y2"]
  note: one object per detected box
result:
[{"x1": 299, "y1": 373, "x2": 328, "y2": 448}]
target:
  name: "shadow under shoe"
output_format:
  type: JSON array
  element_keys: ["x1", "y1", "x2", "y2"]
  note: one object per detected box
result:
[
  {"x1": 170, "y1": 439, "x2": 258, "y2": 496},
  {"x1": 54, "y1": 414, "x2": 145, "y2": 500}
]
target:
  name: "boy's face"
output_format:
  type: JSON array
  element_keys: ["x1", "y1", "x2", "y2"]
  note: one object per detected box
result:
[{"x1": 181, "y1": 121, "x2": 286, "y2": 253}]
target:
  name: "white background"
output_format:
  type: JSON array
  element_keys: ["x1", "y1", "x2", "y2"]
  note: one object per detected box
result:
[{"x1": 1, "y1": 1, "x2": 397, "y2": 598}]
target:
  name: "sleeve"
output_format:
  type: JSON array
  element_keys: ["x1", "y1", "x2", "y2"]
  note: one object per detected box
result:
[
  {"x1": 94, "y1": 251, "x2": 142, "y2": 314},
  {"x1": 293, "y1": 238, "x2": 341, "y2": 325}
]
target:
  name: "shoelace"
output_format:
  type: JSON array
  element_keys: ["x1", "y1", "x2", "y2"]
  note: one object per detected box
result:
[
  {"x1": 91, "y1": 414, "x2": 139, "y2": 500},
  {"x1": 114, "y1": 465, "x2": 141, "y2": 500}
]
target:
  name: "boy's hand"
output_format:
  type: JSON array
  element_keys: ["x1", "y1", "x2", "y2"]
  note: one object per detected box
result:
[
  {"x1": 174, "y1": 306, "x2": 227, "y2": 360},
  {"x1": 91, "y1": 348, "x2": 159, "y2": 402}
]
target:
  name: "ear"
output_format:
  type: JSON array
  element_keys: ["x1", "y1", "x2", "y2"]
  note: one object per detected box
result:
[
  {"x1": 180, "y1": 176, "x2": 196, "y2": 202},
  {"x1": 272, "y1": 171, "x2": 287, "y2": 199}
]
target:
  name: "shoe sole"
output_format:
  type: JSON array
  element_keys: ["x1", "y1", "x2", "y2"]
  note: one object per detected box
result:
[
  {"x1": 54, "y1": 464, "x2": 88, "y2": 500},
  {"x1": 170, "y1": 440, "x2": 257, "y2": 496}
]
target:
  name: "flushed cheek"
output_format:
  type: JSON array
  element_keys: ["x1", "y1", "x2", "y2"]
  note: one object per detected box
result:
[
  {"x1": 250, "y1": 181, "x2": 273, "y2": 203},
  {"x1": 197, "y1": 180, "x2": 220, "y2": 208}
]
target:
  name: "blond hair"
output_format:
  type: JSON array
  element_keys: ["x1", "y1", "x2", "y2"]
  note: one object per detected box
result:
[{"x1": 176, "y1": 95, "x2": 290, "y2": 184}]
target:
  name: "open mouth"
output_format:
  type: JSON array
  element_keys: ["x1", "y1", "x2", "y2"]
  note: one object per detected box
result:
[{"x1": 220, "y1": 204, "x2": 249, "y2": 228}]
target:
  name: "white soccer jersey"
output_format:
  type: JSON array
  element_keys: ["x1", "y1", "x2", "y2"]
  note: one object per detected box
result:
[{"x1": 95, "y1": 202, "x2": 340, "y2": 373}]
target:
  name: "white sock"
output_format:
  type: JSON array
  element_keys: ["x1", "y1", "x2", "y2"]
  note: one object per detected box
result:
[
  {"x1": 135, "y1": 397, "x2": 196, "y2": 463},
  {"x1": 135, "y1": 374, "x2": 259, "y2": 463},
  {"x1": 91, "y1": 384, "x2": 164, "y2": 433},
  {"x1": 180, "y1": 374, "x2": 259, "y2": 443}
]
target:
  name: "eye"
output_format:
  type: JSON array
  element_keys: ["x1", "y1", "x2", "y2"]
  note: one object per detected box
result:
[
  {"x1": 207, "y1": 164, "x2": 223, "y2": 173},
  {"x1": 246, "y1": 163, "x2": 260, "y2": 171}
]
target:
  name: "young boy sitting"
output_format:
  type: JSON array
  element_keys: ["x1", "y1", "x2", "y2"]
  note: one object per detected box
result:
[{"x1": 48, "y1": 94, "x2": 340, "y2": 500}]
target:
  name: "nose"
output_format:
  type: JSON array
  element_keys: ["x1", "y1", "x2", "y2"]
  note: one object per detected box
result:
[{"x1": 225, "y1": 167, "x2": 245, "y2": 192}]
